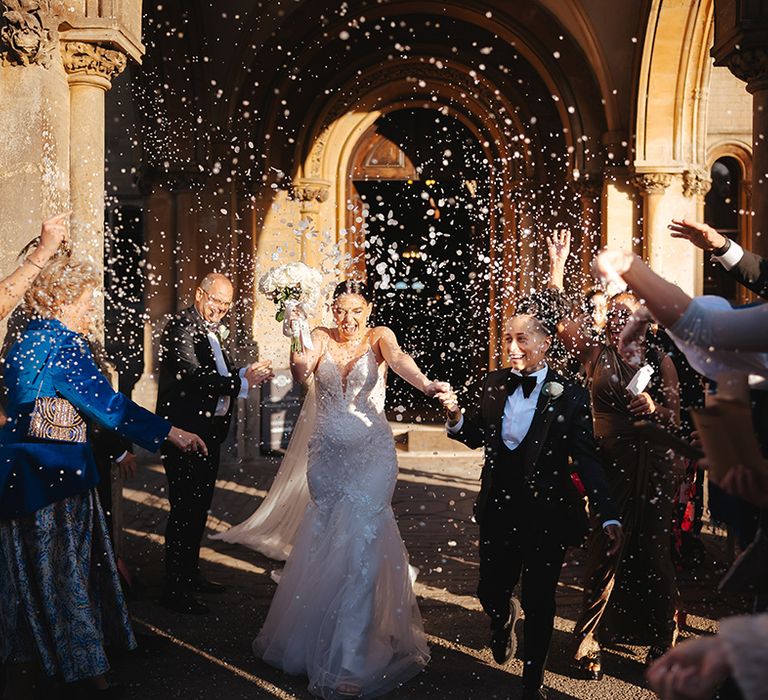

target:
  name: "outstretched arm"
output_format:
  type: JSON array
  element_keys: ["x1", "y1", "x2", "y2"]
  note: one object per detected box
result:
[
  {"x1": 376, "y1": 327, "x2": 449, "y2": 396},
  {"x1": 595, "y1": 250, "x2": 768, "y2": 351},
  {"x1": 669, "y1": 218, "x2": 768, "y2": 299},
  {"x1": 594, "y1": 250, "x2": 691, "y2": 328},
  {"x1": 546, "y1": 229, "x2": 600, "y2": 367}
]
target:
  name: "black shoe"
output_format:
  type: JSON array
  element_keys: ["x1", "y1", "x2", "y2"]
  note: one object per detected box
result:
[
  {"x1": 572, "y1": 650, "x2": 604, "y2": 681},
  {"x1": 645, "y1": 645, "x2": 669, "y2": 666},
  {"x1": 490, "y1": 598, "x2": 521, "y2": 665},
  {"x1": 190, "y1": 574, "x2": 226, "y2": 595},
  {"x1": 159, "y1": 591, "x2": 209, "y2": 615},
  {"x1": 521, "y1": 686, "x2": 548, "y2": 700}
]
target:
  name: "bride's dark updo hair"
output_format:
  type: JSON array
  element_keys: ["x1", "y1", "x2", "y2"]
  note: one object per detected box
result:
[{"x1": 332, "y1": 280, "x2": 373, "y2": 304}]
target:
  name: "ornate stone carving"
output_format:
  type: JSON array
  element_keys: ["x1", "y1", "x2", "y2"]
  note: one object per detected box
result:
[
  {"x1": 61, "y1": 40, "x2": 127, "y2": 82},
  {"x1": 292, "y1": 181, "x2": 330, "y2": 203},
  {"x1": 0, "y1": 0, "x2": 54, "y2": 67},
  {"x1": 631, "y1": 173, "x2": 673, "y2": 194},
  {"x1": 682, "y1": 169, "x2": 712, "y2": 198},
  {"x1": 725, "y1": 48, "x2": 768, "y2": 93}
]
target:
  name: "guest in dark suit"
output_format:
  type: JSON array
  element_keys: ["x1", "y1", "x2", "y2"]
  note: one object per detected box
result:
[
  {"x1": 668, "y1": 218, "x2": 768, "y2": 299},
  {"x1": 439, "y1": 312, "x2": 622, "y2": 700},
  {"x1": 156, "y1": 272, "x2": 273, "y2": 614}
]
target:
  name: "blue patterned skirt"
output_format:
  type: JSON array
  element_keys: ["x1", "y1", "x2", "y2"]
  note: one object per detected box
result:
[{"x1": 0, "y1": 489, "x2": 136, "y2": 682}]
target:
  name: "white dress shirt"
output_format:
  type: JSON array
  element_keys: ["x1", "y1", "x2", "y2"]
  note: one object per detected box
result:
[
  {"x1": 447, "y1": 363, "x2": 620, "y2": 530},
  {"x1": 712, "y1": 240, "x2": 744, "y2": 270},
  {"x1": 206, "y1": 329, "x2": 249, "y2": 416},
  {"x1": 447, "y1": 364, "x2": 548, "y2": 448}
]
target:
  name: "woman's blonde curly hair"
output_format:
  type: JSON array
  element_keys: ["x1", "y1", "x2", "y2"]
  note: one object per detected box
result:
[{"x1": 24, "y1": 257, "x2": 100, "y2": 318}]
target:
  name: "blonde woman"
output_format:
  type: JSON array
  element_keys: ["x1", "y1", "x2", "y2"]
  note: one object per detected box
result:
[{"x1": 0, "y1": 258, "x2": 206, "y2": 698}]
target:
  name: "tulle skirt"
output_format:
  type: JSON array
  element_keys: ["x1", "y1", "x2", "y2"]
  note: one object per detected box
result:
[{"x1": 254, "y1": 497, "x2": 429, "y2": 698}]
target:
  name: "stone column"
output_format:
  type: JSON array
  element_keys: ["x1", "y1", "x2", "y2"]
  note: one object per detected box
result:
[
  {"x1": 570, "y1": 178, "x2": 603, "y2": 285},
  {"x1": 632, "y1": 173, "x2": 672, "y2": 264},
  {"x1": 683, "y1": 168, "x2": 712, "y2": 220},
  {"x1": 292, "y1": 179, "x2": 330, "y2": 269},
  {"x1": 682, "y1": 168, "x2": 712, "y2": 295},
  {"x1": 509, "y1": 182, "x2": 538, "y2": 302},
  {"x1": 61, "y1": 41, "x2": 127, "y2": 271}
]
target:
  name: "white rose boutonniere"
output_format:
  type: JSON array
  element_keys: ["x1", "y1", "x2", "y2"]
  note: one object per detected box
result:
[
  {"x1": 541, "y1": 381, "x2": 564, "y2": 401},
  {"x1": 217, "y1": 324, "x2": 230, "y2": 342}
]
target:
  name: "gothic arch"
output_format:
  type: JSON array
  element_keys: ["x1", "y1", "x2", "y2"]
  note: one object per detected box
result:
[{"x1": 635, "y1": 0, "x2": 714, "y2": 171}]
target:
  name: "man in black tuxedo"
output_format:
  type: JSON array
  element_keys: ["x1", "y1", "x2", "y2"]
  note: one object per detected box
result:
[
  {"x1": 440, "y1": 312, "x2": 622, "y2": 700},
  {"x1": 157, "y1": 272, "x2": 273, "y2": 613}
]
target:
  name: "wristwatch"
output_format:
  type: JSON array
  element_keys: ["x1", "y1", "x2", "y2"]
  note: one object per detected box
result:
[{"x1": 712, "y1": 236, "x2": 731, "y2": 257}]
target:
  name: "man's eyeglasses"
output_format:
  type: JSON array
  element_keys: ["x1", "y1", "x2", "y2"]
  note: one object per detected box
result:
[{"x1": 200, "y1": 288, "x2": 232, "y2": 309}]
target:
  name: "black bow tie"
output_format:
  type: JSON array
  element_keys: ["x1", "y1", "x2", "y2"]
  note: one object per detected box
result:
[{"x1": 507, "y1": 373, "x2": 538, "y2": 399}]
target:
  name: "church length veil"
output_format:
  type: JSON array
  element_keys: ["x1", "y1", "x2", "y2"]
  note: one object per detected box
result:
[{"x1": 211, "y1": 380, "x2": 315, "y2": 560}]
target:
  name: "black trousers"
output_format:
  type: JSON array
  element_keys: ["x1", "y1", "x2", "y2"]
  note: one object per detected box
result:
[
  {"x1": 161, "y1": 442, "x2": 220, "y2": 588},
  {"x1": 478, "y1": 501, "x2": 568, "y2": 690}
]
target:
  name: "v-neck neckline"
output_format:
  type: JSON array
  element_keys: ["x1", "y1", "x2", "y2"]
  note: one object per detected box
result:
[{"x1": 323, "y1": 346, "x2": 374, "y2": 397}]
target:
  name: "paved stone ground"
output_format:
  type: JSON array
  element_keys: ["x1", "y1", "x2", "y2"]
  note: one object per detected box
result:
[{"x1": 107, "y1": 446, "x2": 747, "y2": 700}]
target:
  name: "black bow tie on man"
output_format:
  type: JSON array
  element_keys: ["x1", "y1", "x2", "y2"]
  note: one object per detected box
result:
[{"x1": 507, "y1": 373, "x2": 538, "y2": 399}]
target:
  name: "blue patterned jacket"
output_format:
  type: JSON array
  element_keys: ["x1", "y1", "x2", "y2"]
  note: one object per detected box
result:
[{"x1": 0, "y1": 318, "x2": 171, "y2": 519}]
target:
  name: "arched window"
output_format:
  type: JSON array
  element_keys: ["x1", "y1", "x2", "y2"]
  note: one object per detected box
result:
[{"x1": 703, "y1": 156, "x2": 744, "y2": 301}]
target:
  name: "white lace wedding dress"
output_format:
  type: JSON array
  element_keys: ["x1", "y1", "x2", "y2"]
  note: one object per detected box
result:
[{"x1": 253, "y1": 348, "x2": 430, "y2": 698}]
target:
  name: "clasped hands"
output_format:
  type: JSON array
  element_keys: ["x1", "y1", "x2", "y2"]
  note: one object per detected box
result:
[{"x1": 436, "y1": 388, "x2": 461, "y2": 424}]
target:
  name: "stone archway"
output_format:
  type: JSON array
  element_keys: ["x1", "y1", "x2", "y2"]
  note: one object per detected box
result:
[
  {"x1": 290, "y1": 59, "x2": 540, "y2": 366},
  {"x1": 346, "y1": 108, "x2": 492, "y2": 420}
]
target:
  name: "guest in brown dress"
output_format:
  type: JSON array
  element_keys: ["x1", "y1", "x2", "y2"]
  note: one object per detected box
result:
[{"x1": 546, "y1": 230, "x2": 681, "y2": 678}]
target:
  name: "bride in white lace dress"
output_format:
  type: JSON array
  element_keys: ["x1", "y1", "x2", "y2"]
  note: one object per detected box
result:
[{"x1": 251, "y1": 281, "x2": 449, "y2": 699}]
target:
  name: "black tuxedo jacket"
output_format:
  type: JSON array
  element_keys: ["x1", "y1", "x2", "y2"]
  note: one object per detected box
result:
[
  {"x1": 156, "y1": 306, "x2": 241, "y2": 444},
  {"x1": 449, "y1": 367, "x2": 618, "y2": 545},
  {"x1": 725, "y1": 248, "x2": 768, "y2": 299}
]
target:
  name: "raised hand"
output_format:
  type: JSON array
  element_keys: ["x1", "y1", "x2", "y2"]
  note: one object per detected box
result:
[
  {"x1": 245, "y1": 359, "x2": 274, "y2": 387},
  {"x1": 546, "y1": 229, "x2": 571, "y2": 289},
  {"x1": 668, "y1": 218, "x2": 727, "y2": 252},
  {"x1": 167, "y1": 427, "x2": 209, "y2": 456},
  {"x1": 33, "y1": 211, "x2": 72, "y2": 260},
  {"x1": 546, "y1": 229, "x2": 571, "y2": 267}
]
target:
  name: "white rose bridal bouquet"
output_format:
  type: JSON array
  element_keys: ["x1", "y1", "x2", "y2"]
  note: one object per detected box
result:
[{"x1": 258, "y1": 262, "x2": 323, "y2": 353}]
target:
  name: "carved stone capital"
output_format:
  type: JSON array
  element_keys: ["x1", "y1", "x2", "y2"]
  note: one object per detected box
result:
[
  {"x1": 725, "y1": 48, "x2": 768, "y2": 94},
  {"x1": 682, "y1": 169, "x2": 712, "y2": 198},
  {"x1": 61, "y1": 40, "x2": 127, "y2": 84},
  {"x1": 0, "y1": 0, "x2": 55, "y2": 67},
  {"x1": 292, "y1": 180, "x2": 330, "y2": 204},
  {"x1": 632, "y1": 173, "x2": 673, "y2": 195}
]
